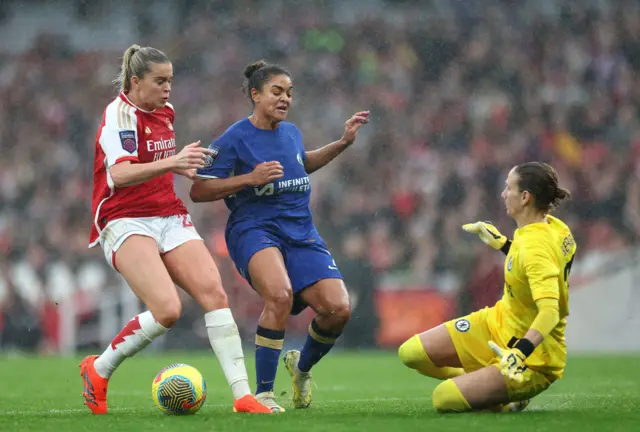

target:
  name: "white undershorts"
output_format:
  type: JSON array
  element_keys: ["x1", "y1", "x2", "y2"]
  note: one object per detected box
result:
[{"x1": 99, "y1": 214, "x2": 202, "y2": 270}]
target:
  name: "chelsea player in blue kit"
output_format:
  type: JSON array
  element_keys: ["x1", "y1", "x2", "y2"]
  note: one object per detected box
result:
[{"x1": 190, "y1": 60, "x2": 370, "y2": 412}]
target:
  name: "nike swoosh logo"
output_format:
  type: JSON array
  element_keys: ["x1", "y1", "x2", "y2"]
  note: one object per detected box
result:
[
  {"x1": 260, "y1": 380, "x2": 275, "y2": 385},
  {"x1": 328, "y1": 266, "x2": 338, "y2": 270},
  {"x1": 483, "y1": 221, "x2": 501, "y2": 239}
]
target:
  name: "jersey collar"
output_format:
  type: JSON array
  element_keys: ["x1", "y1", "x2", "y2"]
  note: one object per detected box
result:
[{"x1": 119, "y1": 92, "x2": 156, "y2": 113}]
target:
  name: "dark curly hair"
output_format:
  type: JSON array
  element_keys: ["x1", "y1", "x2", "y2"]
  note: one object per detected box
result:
[{"x1": 242, "y1": 60, "x2": 291, "y2": 105}]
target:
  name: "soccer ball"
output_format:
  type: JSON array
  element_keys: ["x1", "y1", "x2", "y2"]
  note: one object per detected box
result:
[{"x1": 151, "y1": 363, "x2": 207, "y2": 415}]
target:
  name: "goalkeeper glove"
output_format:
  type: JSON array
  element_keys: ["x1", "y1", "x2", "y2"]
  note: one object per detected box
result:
[
  {"x1": 488, "y1": 338, "x2": 535, "y2": 383},
  {"x1": 462, "y1": 222, "x2": 510, "y2": 252}
]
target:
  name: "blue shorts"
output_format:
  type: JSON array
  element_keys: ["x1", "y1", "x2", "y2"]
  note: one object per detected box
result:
[{"x1": 227, "y1": 228, "x2": 343, "y2": 315}]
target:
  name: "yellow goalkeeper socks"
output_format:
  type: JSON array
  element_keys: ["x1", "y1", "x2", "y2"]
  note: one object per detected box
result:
[
  {"x1": 398, "y1": 335, "x2": 464, "y2": 380},
  {"x1": 432, "y1": 379, "x2": 472, "y2": 412}
]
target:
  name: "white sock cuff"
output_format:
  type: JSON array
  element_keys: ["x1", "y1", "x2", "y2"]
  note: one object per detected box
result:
[
  {"x1": 141, "y1": 311, "x2": 170, "y2": 339},
  {"x1": 204, "y1": 308, "x2": 235, "y2": 328}
]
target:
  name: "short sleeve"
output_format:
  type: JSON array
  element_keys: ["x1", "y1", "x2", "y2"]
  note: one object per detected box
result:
[
  {"x1": 99, "y1": 99, "x2": 140, "y2": 167},
  {"x1": 196, "y1": 133, "x2": 238, "y2": 179}
]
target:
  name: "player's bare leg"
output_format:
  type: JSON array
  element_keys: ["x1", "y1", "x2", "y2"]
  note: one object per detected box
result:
[
  {"x1": 419, "y1": 325, "x2": 464, "y2": 368},
  {"x1": 162, "y1": 239, "x2": 229, "y2": 311},
  {"x1": 162, "y1": 239, "x2": 270, "y2": 414},
  {"x1": 300, "y1": 279, "x2": 351, "y2": 335},
  {"x1": 248, "y1": 247, "x2": 294, "y2": 413},
  {"x1": 398, "y1": 324, "x2": 465, "y2": 381},
  {"x1": 283, "y1": 279, "x2": 351, "y2": 408},
  {"x1": 82, "y1": 235, "x2": 179, "y2": 414},
  {"x1": 250, "y1": 247, "x2": 293, "y2": 331}
]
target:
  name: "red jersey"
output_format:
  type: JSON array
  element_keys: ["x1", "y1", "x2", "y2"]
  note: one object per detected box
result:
[{"x1": 89, "y1": 93, "x2": 187, "y2": 247}]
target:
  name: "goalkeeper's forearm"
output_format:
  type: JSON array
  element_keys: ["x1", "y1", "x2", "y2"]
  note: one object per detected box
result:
[{"x1": 518, "y1": 298, "x2": 560, "y2": 355}]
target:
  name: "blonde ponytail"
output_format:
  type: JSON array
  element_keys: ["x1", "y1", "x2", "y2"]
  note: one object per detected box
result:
[{"x1": 114, "y1": 44, "x2": 140, "y2": 92}]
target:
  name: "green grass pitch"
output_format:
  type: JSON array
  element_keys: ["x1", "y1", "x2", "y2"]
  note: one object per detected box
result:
[{"x1": 0, "y1": 352, "x2": 638, "y2": 431}]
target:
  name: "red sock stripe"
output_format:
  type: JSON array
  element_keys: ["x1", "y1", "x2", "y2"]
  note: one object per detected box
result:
[{"x1": 110, "y1": 315, "x2": 142, "y2": 350}]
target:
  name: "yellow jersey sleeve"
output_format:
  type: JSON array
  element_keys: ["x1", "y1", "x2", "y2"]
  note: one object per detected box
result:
[
  {"x1": 522, "y1": 237, "x2": 561, "y2": 301},
  {"x1": 530, "y1": 297, "x2": 560, "y2": 338}
]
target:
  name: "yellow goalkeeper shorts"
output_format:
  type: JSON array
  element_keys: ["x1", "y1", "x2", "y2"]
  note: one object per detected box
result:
[{"x1": 444, "y1": 307, "x2": 553, "y2": 401}]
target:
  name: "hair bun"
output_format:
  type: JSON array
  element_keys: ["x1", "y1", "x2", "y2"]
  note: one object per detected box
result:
[
  {"x1": 244, "y1": 60, "x2": 268, "y2": 79},
  {"x1": 555, "y1": 187, "x2": 570, "y2": 200}
]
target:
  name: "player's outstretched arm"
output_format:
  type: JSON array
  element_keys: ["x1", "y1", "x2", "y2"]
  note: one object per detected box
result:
[
  {"x1": 304, "y1": 111, "x2": 370, "y2": 174},
  {"x1": 462, "y1": 221, "x2": 512, "y2": 255},
  {"x1": 110, "y1": 142, "x2": 212, "y2": 187},
  {"x1": 190, "y1": 161, "x2": 283, "y2": 202}
]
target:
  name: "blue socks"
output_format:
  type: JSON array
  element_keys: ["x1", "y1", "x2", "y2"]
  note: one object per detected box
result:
[
  {"x1": 298, "y1": 319, "x2": 341, "y2": 373},
  {"x1": 255, "y1": 326, "x2": 285, "y2": 394}
]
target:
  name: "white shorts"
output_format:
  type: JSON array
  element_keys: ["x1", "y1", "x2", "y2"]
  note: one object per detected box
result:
[{"x1": 99, "y1": 214, "x2": 202, "y2": 270}]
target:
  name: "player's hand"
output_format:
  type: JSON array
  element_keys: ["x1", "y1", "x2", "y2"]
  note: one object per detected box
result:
[
  {"x1": 249, "y1": 161, "x2": 284, "y2": 186},
  {"x1": 174, "y1": 168, "x2": 197, "y2": 180},
  {"x1": 341, "y1": 111, "x2": 370, "y2": 146},
  {"x1": 488, "y1": 341, "x2": 527, "y2": 383},
  {"x1": 462, "y1": 221, "x2": 507, "y2": 250},
  {"x1": 173, "y1": 141, "x2": 213, "y2": 170}
]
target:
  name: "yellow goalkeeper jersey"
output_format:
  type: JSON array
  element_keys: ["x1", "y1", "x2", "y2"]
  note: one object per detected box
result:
[{"x1": 487, "y1": 215, "x2": 576, "y2": 379}]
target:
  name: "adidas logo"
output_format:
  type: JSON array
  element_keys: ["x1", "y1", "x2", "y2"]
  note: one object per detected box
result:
[{"x1": 145, "y1": 126, "x2": 152, "y2": 135}]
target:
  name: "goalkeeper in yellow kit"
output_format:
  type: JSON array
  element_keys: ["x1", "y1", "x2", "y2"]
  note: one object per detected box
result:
[{"x1": 399, "y1": 162, "x2": 576, "y2": 412}]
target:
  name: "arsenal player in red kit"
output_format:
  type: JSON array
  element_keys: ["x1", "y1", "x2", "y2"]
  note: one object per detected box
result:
[{"x1": 82, "y1": 44, "x2": 270, "y2": 415}]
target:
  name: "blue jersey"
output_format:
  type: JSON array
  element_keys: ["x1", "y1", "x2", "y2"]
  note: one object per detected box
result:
[
  {"x1": 197, "y1": 118, "x2": 343, "y2": 314},
  {"x1": 196, "y1": 118, "x2": 315, "y2": 240}
]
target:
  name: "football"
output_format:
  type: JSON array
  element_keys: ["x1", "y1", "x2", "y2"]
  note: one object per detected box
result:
[{"x1": 151, "y1": 363, "x2": 207, "y2": 415}]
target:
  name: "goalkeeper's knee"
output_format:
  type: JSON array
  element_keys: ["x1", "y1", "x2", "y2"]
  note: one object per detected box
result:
[
  {"x1": 432, "y1": 379, "x2": 471, "y2": 413},
  {"x1": 398, "y1": 335, "x2": 464, "y2": 380}
]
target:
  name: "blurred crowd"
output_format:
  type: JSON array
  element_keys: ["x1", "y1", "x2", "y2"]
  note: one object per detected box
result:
[{"x1": 2, "y1": 0, "x2": 640, "y2": 351}]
